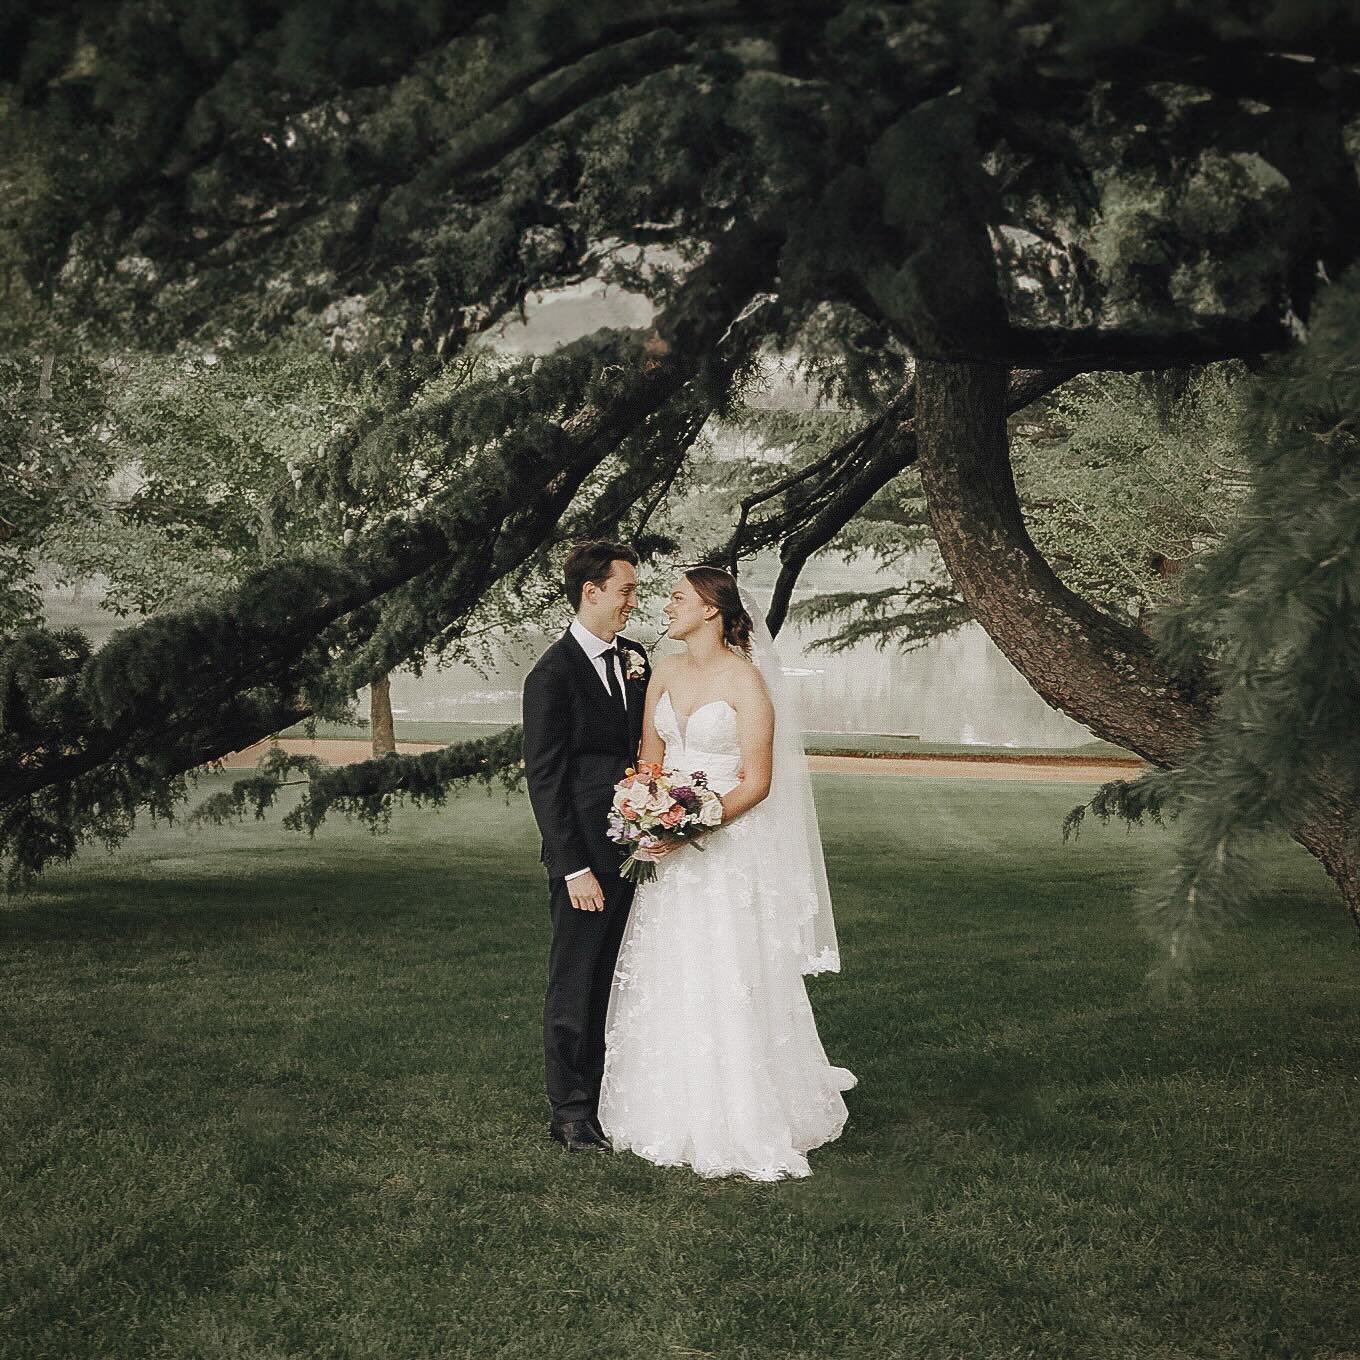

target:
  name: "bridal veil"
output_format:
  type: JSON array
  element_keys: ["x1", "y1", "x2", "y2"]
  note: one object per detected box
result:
[{"x1": 737, "y1": 585, "x2": 842, "y2": 976}]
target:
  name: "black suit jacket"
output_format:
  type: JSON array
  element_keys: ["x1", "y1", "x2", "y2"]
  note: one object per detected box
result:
[{"x1": 521, "y1": 628, "x2": 651, "y2": 879}]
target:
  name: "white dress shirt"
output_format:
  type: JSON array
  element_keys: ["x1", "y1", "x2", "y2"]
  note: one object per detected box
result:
[{"x1": 565, "y1": 618, "x2": 629, "y2": 882}]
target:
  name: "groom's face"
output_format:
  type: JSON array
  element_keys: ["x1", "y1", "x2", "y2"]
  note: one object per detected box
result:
[{"x1": 582, "y1": 559, "x2": 638, "y2": 637}]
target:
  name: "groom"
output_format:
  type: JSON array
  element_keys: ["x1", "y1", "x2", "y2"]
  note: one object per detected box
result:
[{"x1": 521, "y1": 541, "x2": 650, "y2": 1153}]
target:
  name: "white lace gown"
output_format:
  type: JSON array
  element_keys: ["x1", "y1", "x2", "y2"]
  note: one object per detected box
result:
[{"x1": 597, "y1": 691, "x2": 856, "y2": 1181}]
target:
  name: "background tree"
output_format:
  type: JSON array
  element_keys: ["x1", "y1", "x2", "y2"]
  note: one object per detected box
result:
[
  {"x1": 712, "y1": 364, "x2": 1251, "y2": 655},
  {"x1": 1012, "y1": 369, "x2": 1251, "y2": 629},
  {"x1": 39, "y1": 337, "x2": 515, "y2": 755},
  {"x1": 3, "y1": 2, "x2": 1359, "y2": 970},
  {"x1": 0, "y1": 334, "x2": 118, "y2": 631}
]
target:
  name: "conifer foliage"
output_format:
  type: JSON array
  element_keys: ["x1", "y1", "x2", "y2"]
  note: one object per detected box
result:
[
  {"x1": 1066, "y1": 268, "x2": 1360, "y2": 971},
  {"x1": 3, "y1": 3, "x2": 1360, "y2": 963}
]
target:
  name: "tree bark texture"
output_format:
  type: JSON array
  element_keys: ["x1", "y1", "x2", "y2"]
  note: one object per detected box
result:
[
  {"x1": 914, "y1": 359, "x2": 1213, "y2": 764},
  {"x1": 1292, "y1": 778, "x2": 1360, "y2": 933},
  {"x1": 370, "y1": 675, "x2": 396, "y2": 757},
  {"x1": 913, "y1": 358, "x2": 1360, "y2": 932}
]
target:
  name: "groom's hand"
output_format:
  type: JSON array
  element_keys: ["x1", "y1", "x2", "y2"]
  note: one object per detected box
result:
[{"x1": 567, "y1": 870, "x2": 606, "y2": 912}]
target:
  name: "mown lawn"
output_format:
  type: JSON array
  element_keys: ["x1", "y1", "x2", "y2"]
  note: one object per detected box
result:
[{"x1": 2, "y1": 774, "x2": 1356, "y2": 1359}]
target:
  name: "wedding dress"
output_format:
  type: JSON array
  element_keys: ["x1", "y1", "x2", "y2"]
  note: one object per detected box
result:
[{"x1": 597, "y1": 686, "x2": 856, "y2": 1181}]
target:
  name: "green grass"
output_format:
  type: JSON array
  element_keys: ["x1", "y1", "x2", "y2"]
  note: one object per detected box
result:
[
  {"x1": 2, "y1": 775, "x2": 1356, "y2": 1359},
  {"x1": 278, "y1": 717, "x2": 506, "y2": 746},
  {"x1": 280, "y1": 717, "x2": 1136, "y2": 761}
]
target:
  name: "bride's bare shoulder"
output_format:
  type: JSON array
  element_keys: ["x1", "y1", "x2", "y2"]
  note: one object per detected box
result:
[{"x1": 648, "y1": 652, "x2": 681, "y2": 683}]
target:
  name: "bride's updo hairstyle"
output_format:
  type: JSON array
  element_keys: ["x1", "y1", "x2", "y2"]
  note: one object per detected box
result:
[{"x1": 684, "y1": 566, "x2": 754, "y2": 656}]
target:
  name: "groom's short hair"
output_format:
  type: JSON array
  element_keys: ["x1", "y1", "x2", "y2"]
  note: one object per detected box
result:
[{"x1": 563, "y1": 541, "x2": 639, "y2": 610}]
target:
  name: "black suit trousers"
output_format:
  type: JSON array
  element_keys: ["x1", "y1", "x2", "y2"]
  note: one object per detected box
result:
[{"x1": 544, "y1": 868, "x2": 635, "y2": 1122}]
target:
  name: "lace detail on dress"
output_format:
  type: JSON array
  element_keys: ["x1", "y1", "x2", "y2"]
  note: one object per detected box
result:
[{"x1": 597, "y1": 689, "x2": 856, "y2": 1181}]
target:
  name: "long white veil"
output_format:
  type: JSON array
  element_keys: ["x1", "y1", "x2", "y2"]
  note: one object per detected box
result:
[{"x1": 737, "y1": 586, "x2": 841, "y2": 976}]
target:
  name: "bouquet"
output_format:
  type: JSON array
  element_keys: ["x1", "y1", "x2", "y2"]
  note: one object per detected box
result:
[{"x1": 607, "y1": 760, "x2": 725, "y2": 884}]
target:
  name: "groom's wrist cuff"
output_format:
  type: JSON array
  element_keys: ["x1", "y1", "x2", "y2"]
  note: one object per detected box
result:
[{"x1": 564, "y1": 867, "x2": 591, "y2": 881}]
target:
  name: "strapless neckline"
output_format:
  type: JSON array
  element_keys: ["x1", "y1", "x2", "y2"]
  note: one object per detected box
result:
[{"x1": 659, "y1": 689, "x2": 734, "y2": 745}]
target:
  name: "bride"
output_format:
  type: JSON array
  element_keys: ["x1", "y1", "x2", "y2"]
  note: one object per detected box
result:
[{"x1": 597, "y1": 565, "x2": 856, "y2": 1180}]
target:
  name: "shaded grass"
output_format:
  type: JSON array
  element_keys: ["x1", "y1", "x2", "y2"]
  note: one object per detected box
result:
[{"x1": 2, "y1": 776, "x2": 1356, "y2": 1359}]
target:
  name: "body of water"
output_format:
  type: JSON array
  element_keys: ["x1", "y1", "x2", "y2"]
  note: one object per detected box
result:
[
  {"x1": 39, "y1": 572, "x2": 1094, "y2": 749},
  {"x1": 378, "y1": 613, "x2": 1093, "y2": 748}
]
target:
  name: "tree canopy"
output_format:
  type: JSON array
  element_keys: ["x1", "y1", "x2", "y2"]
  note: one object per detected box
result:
[{"x1": 3, "y1": 1, "x2": 1359, "y2": 973}]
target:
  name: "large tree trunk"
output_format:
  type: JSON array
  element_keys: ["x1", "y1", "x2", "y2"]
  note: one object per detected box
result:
[
  {"x1": 913, "y1": 360, "x2": 1212, "y2": 763},
  {"x1": 370, "y1": 675, "x2": 396, "y2": 757},
  {"x1": 1292, "y1": 780, "x2": 1360, "y2": 934},
  {"x1": 913, "y1": 357, "x2": 1360, "y2": 930}
]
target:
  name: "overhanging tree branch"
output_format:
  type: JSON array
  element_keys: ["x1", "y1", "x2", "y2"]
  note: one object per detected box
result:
[
  {"x1": 707, "y1": 365, "x2": 1083, "y2": 633},
  {"x1": 0, "y1": 217, "x2": 784, "y2": 880},
  {"x1": 914, "y1": 358, "x2": 1217, "y2": 764}
]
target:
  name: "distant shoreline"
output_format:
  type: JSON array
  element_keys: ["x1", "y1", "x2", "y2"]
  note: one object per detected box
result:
[
  {"x1": 279, "y1": 718, "x2": 1137, "y2": 764},
  {"x1": 220, "y1": 737, "x2": 1145, "y2": 785}
]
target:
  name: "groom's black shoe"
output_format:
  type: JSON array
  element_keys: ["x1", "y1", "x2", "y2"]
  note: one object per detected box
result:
[
  {"x1": 549, "y1": 1118, "x2": 612, "y2": 1152},
  {"x1": 585, "y1": 1114, "x2": 613, "y2": 1151}
]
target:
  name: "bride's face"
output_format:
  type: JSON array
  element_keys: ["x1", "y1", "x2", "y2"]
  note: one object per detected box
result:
[{"x1": 663, "y1": 576, "x2": 717, "y2": 642}]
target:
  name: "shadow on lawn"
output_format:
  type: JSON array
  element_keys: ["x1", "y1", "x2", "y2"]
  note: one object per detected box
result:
[{"x1": 0, "y1": 856, "x2": 544, "y2": 947}]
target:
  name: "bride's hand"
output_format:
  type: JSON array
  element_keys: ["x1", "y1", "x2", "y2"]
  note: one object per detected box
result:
[{"x1": 648, "y1": 835, "x2": 684, "y2": 860}]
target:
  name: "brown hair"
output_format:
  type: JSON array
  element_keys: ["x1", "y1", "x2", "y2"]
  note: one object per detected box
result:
[
  {"x1": 684, "y1": 565, "x2": 753, "y2": 655},
  {"x1": 563, "y1": 541, "x2": 639, "y2": 610}
]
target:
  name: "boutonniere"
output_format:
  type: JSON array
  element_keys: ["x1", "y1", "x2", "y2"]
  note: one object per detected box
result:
[{"x1": 622, "y1": 647, "x2": 647, "y2": 682}]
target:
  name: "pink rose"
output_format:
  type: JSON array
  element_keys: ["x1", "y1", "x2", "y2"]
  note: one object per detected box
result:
[
  {"x1": 620, "y1": 801, "x2": 639, "y2": 821},
  {"x1": 659, "y1": 804, "x2": 685, "y2": 828}
]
